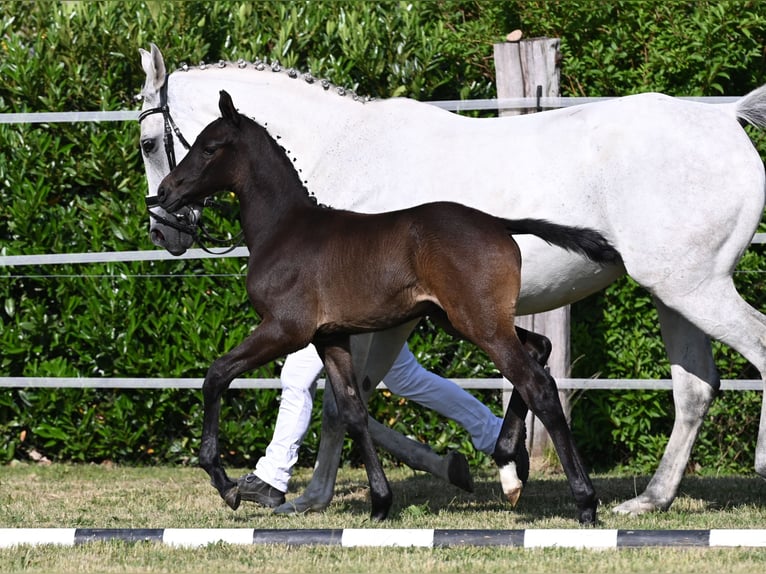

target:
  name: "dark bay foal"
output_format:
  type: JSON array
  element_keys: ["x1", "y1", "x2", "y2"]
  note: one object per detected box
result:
[{"x1": 155, "y1": 90, "x2": 621, "y2": 524}]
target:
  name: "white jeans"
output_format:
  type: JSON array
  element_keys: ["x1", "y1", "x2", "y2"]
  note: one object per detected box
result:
[{"x1": 253, "y1": 343, "x2": 503, "y2": 492}]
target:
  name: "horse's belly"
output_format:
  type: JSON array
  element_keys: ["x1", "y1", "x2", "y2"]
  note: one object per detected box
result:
[{"x1": 514, "y1": 237, "x2": 625, "y2": 315}]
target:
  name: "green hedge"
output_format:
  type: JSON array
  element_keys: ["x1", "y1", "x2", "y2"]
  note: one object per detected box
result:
[{"x1": 2, "y1": 0, "x2": 766, "y2": 474}]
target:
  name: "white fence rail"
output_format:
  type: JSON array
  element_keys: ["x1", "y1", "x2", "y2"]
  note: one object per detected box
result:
[
  {"x1": 0, "y1": 377, "x2": 761, "y2": 391},
  {"x1": 1, "y1": 95, "x2": 763, "y2": 391}
]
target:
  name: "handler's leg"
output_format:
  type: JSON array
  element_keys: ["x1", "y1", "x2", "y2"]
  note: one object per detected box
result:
[
  {"x1": 384, "y1": 344, "x2": 503, "y2": 455},
  {"x1": 240, "y1": 345, "x2": 321, "y2": 505}
]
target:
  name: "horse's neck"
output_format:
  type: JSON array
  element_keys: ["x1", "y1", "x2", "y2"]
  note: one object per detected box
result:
[
  {"x1": 237, "y1": 129, "x2": 317, "y2": 247},
  {"x1": 169, "y1": 67, "x2": 360, "y2": 172}
]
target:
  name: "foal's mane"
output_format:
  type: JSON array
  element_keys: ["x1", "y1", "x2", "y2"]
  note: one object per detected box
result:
[{"x1": 173, "y1": 58, "x2": 372, "y2": 105}]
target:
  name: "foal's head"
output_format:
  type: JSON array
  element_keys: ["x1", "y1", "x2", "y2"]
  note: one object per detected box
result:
[{"x1": 156, "y1": 90, "x2": 260, "y2": 213}]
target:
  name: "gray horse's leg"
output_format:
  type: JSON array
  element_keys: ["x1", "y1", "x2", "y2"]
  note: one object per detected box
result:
[
  {"x1": 274, "y1": 381, "x2": 345, "y2": 514},
  {"x1": 275, "y1": 326, "x2": 411, "y2": 515},
  {"x1": 757, "y1": 389, "x2": 766, "y2": 477},
  {"x1": 367, "y1": 417, "x2": 473, "y2": 492},
  {"x1": 614, "y1": 299, "x2": 719, "y2": 514}
]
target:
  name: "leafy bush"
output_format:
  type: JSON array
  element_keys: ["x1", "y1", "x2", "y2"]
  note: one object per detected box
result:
[{"x1": 2, "y1": 0, "x2": 766, "y2": 475}]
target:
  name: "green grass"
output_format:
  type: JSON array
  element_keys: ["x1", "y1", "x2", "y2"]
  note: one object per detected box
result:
[{"x1": 2, "y1": 463, "x2": 766, "y2": 573}]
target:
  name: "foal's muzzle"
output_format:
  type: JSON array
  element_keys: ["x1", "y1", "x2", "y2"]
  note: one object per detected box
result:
[{"x1": 153, "y1": 184, "x2": 176, "y2": 211}]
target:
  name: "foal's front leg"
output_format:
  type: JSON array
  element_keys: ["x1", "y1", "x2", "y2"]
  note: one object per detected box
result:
[
  {"x1": 317, "y1": 337, "x2": 393, "y2": 521},
  {"x1": 200, "y1": 321, "x2": 301, "y2": 510}
]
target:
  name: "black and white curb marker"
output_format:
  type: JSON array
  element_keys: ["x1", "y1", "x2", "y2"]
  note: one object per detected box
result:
[{"x1": 2, "y1": 529, "x2": 766, "y2": 548}]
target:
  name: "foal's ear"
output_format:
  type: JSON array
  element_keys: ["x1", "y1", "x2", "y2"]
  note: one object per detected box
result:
[{"x1": 218, "y1": 90, "x2": 241, "y2": 127}]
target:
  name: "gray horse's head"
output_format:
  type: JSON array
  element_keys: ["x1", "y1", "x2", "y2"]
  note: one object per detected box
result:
[{"x1": 138, "y1": 43, "x2": 197, "y2": 255}]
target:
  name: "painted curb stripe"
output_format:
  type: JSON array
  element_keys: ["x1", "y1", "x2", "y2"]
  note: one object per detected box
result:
[
  {"x1": 341, "y1": 528, "x2": 434, "y2": 547},
  {"x1": 252, "y1": 528, "x2": 343, "y2": 546},
  {"x1": 709, "y1": 529, "x2": 766, "y2": 547},
  {"x1": 162, "y1": 528, "x2": 255, "y2": 547},
  {"x1": 4, "y1": 529, "x2": 766, "y2": 548},
  {"x1": 0, "y1": 528, "x2": 76, "y2": 548},
  {"x1": 617, "y1": 529, "x2": 709, "y2": 547},
  {"x1": 433, "y1": 529, "x2": 524, "y2": 547},
  {"x1": 525, "y1": 529, "x2": 618, "y2": 549},
  {"x1": 74, "y1": 529, "x2": 164, "y2": 544}
]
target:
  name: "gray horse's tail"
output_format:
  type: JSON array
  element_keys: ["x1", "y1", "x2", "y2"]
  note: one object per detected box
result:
[
  {"x1": 504, "y1": 218, "x2": 621, "y2": 266},
  {"x1": 731, "y1": 84, "x2": 766, "y2": 129}
]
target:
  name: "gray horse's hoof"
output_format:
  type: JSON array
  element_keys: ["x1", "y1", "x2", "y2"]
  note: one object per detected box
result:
[
  {"x1": 273, "y1": 496, "x2": 328, "y2": 515},
  {"x1": 273, "y1": 500, "x2": 303, "y2": 515},
  {"x1": 223, "y1": 485, "x2": 241, "y2": 511},
  {"x1": 446, "y1": 451, "x2": 474, "y2": 493},
  {"x1": 612, "y1": 495, "x2": 663, "y2": 515}
]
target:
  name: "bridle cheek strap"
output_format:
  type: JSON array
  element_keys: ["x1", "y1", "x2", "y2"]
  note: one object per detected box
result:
[
  {"x1": 140, "y1": 75, "x2": 197, "y2": 236},
  {"x1": 139, "y1": 76, "x2": 244, "y2": 254},
  {"x1": 137, "y1": 76, "x2": 191, "y2": 170}
]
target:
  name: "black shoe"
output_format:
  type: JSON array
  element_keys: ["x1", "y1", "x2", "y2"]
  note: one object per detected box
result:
[{"x1": 237, "y1": 473, "x2": 286, "y2": 508}]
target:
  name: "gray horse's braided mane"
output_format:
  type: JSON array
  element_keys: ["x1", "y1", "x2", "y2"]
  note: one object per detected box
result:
[
  {"x1": 175, "y1": 58, "x2": 343, "y2": 210},
  {"x1": 175, "y1": 58, "x2": 374, "y2": 104}
]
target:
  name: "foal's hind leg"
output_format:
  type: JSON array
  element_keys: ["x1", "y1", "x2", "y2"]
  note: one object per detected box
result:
[
  {"x1": 515, "y1": 326, "x2": 552, "y2": 367},
  {"x1": 501, "y1": 326, "x2": 552, "y2": 487},
  {"x1": 487, "y1": 327, "x2": 552, "y2": 502},
  {"x1": 492, "y1": 387, "x2": 529, "y2": 506},
  {"x1": 430, "y1": 311, "x2": 549, "y2": 491},
  {"x1": 491, "y1": 338, "x2": 597, "y2": 524}
]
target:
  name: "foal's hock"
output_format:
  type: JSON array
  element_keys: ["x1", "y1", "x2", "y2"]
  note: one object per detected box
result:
[{"x1": 155, "y1": 90, "x2": 620, "y2": 524}]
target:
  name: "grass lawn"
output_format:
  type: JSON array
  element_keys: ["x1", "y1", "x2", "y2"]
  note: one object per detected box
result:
[{"x1": 2, "y1": 463, "x2": 766, "y2": 573}]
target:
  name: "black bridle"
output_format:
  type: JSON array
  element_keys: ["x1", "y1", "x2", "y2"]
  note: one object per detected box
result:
[{"x1": 140, "y1": 76, "x2": 243, "y2": 254}]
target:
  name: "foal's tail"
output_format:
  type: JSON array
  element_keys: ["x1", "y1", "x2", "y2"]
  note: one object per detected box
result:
[{"x1": 504, "y1": 218, "x2": 622, "y2": 266}]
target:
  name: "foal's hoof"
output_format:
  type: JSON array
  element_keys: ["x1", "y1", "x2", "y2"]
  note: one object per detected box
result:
[
  {"x1": 498, "y1": 462, "x2": 524, "y2": 507},
  {"x1": 505, "y1": 485, "x2": 523, "y2": 507},
  {"x1": 578, "y1": 506, "x2": 598, "y2": 526},
  {"x1": 370, "y1": 506, "x2": 390, "y2": 522},
  {"x1": 446, "y1": 451, "x2": 474, "y2": 493},
  {"x1": 223, "y1": 485, "x2": 241, "y2": 511}
]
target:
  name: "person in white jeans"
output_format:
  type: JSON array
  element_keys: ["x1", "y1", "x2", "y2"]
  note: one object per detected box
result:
[{"x1": 238, "y1": 342, "x2": 504, "y2": 507}]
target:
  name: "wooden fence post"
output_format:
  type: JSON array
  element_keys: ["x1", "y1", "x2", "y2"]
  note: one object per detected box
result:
[{"x1": 493, "y1": 35, "x2": 571, "y2": 464}]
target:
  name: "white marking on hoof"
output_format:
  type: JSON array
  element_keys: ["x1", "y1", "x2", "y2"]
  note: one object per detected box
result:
[{"x1": 499, "y1": 462, "x2": 523, "y2": 506}]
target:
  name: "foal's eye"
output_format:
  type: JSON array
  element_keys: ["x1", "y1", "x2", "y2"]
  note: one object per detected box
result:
[{"x1": 202, "y1": 146, "x2": 217, "y2": 157}]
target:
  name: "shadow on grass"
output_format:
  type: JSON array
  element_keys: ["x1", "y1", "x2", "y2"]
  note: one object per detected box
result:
[{"x1": 257, "y1": 468, "x2": 766, "y2": 523}]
